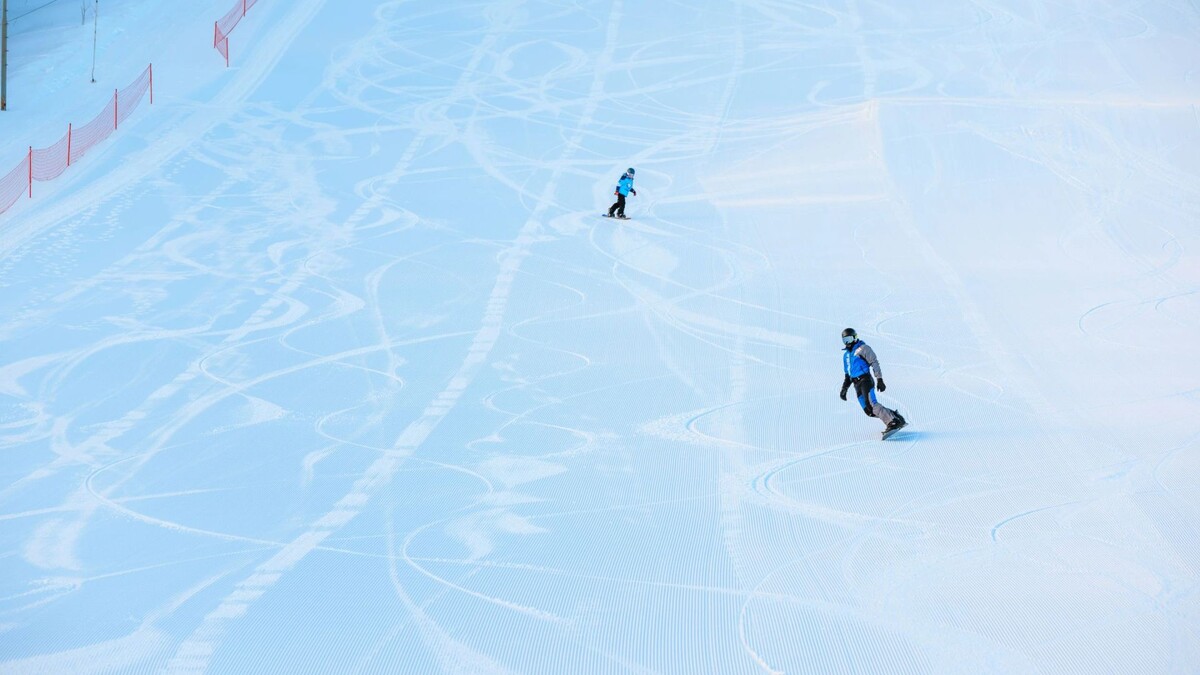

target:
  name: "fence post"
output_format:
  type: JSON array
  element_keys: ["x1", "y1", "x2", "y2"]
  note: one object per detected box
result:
[
  {"x1": 243, "y1": 0, "x2": 246, "y2": 17},
  {"x1": 67, "y1": 123, "x2": 72, "y2": 166},
  {"x1": 27, "y1": 146, "x2": 31, "y2": 197},
  {"x1": 113, "y1": 89, "x2": 118, "y2": 129},
  {"x1": 149, "y1": 63, "x2": 153, "y2": 104}
]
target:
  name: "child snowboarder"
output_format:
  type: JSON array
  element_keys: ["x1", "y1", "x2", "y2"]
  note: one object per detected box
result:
[
  {"x1": 605, "y1": 168, "x2": 637, "y2": 219},
  {"x1": 839, "y1": 327, "x2": 907, "y2": 438}
]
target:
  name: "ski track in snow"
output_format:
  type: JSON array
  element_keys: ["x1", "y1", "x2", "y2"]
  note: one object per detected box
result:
[{"x1": 2, "y1": 0, "x2": 1199, "y2": 673}]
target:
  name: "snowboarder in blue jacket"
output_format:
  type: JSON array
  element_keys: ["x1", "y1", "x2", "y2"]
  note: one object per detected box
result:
[
  {"x1": 839, "y1": 328, "x2": 906, "y2": 434},
  {"x1": 606, "y1": 168, "x2": 637, "y2": 218}
]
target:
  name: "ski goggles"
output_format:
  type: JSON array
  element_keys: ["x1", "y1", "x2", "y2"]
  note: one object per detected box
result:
[{"x1": 842, "y1": 335, "x2": 856, "y2": 345}]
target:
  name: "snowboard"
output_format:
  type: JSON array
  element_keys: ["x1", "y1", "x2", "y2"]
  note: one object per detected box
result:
[
  {"x1": 601, "y1": 214, "x2": 630, "y2": 219},
  {"x1": 881, "y1": 420, "x2": 908, "y2": 440}
]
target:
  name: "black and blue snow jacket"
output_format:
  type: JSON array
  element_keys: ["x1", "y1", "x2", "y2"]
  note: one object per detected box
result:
[
  {"x1": 616, "y1": 174, "x2": 635, "y2": 196},
  {"x1": 843, "y1": 340, "x2": 883, "y2": 379}
]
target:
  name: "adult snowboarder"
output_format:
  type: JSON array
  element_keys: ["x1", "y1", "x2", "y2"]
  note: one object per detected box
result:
[
  {"x1": 839, "y1": 327, "x2": 907, "y2": 438},
  {"x1": 605, "y1": 168, "x2": 637, "y2": 219}
]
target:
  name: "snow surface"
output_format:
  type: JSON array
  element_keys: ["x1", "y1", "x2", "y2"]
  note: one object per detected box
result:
[{"x1": 2, "y1": 0, "x2": 1200, "y2": 672}]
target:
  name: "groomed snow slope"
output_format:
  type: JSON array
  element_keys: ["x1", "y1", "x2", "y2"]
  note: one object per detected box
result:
[{"x1": 2, "y1": 1, "x2": 1199, "y2": 673}]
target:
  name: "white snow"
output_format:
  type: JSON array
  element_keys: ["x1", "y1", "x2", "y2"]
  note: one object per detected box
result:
[{"x1": 2, "y1": 0, "x2": 1199, "y2": 673}]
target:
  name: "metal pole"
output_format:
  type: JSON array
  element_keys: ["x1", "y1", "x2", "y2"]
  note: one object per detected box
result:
[
  {"x1": 90, "y1": 0, "x2": 98, "y2": 83},
  {"x1": 2, "y1": 0, "x2": 9, "y2": 111}
]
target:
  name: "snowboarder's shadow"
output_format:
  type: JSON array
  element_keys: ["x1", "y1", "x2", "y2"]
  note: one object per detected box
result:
[
  {"x1": 886, "y1": 430, "x2": 920, "y2": 442},
  {"x1": 886, "y1": 428, "x2": 998, "y2": 442}
]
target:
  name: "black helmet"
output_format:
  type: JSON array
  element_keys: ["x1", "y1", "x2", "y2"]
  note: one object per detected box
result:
[
  {"x1": 841, "y1": 327, "x2": 857, "y2": 346},
  {"x1": 627, "y1": 167, "x2": 635, "y2": 175}
]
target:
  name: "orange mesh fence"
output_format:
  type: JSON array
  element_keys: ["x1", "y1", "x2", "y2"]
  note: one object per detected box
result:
[
  {"x1": 0, "y1": 154, "x2": 31, "y2": 215},
  {"x1": 1, "y1": 64, "x2": 153, "y2": 217},
  {"x1": 31, "y1": 129, "x2": 71, "y2": 182},
  {"x1": 70, "y1": 95, "x2": 118, "y2": 165},
  {"x1": 214, "y1": 0, "x2": 261, "y2": 67},
  {"x1": 117, "y1": 66, "x2": 153, "y2": 127}
]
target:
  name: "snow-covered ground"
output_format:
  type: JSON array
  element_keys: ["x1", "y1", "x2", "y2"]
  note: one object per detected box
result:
[{"x1": 2, "y1": 1, "x2": 1199, "y2": 672}]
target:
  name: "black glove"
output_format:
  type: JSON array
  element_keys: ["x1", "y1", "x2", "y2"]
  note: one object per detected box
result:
[
  {"x1": 631, "y1": 189, "x2": 637, "y2": 196},
  {"x1": 877, "y1": 378, "x2": 886, "y2": 392},
  {"x1": 839, "y1": 375, "x2": 850, "y2": 400}
]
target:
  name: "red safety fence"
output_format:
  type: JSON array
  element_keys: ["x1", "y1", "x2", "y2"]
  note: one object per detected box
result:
[
  {"x1": 0, "y1": 64, "x2": 153, "y2": 217},
  {"x1": 214, "y1": 0, "x2": 261, "y2": 67}
]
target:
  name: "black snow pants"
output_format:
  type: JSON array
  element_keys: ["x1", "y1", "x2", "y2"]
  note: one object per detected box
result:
[
  {"x1": 852, "y1": 374, "x2": 897, "y2": 425},
  {"x1": 608, "y1": 193, "x2": 627, "y2": 217}
]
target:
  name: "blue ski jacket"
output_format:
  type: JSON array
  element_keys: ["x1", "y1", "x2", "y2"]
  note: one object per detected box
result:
[
  {"x1": 843, "y1": 340, "x2": 882, "y2": 379},
  {"x1": 616, "y1": 174, "x2": 635, "y2": 196}
]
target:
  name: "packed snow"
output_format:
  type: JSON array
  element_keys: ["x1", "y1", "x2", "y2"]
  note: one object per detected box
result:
[{"x1": 2, "y1": 0, "x2": 1199, "y2": 672}]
